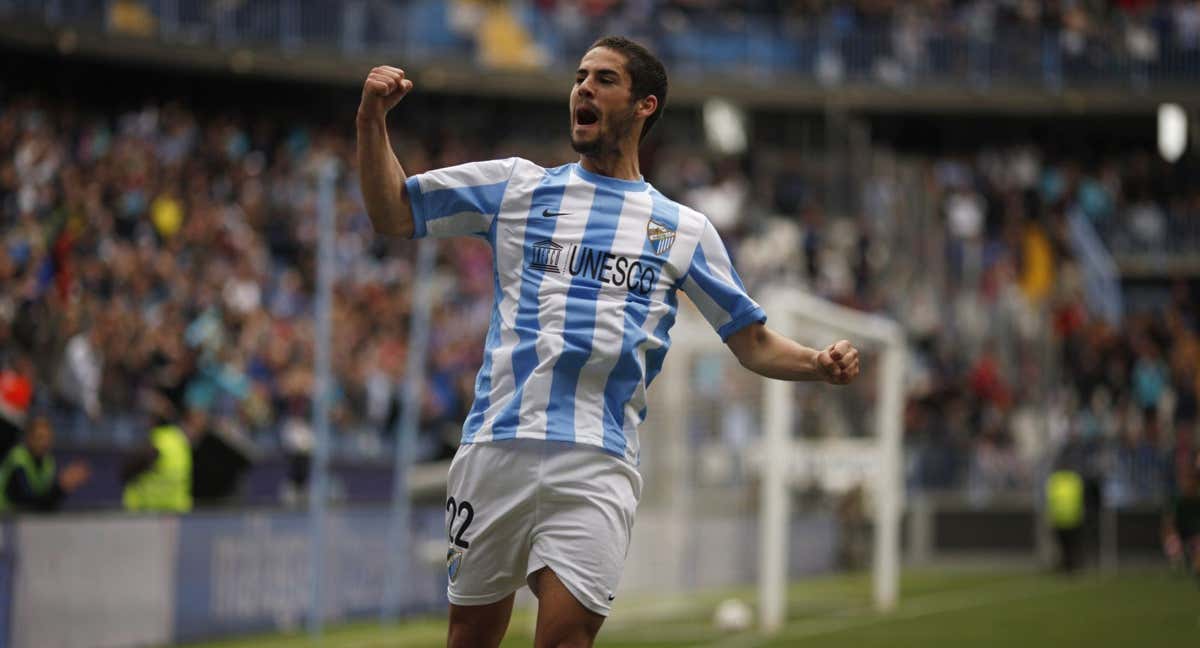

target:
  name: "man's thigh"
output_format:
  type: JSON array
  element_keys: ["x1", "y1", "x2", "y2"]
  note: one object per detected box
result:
[
  {"x1": 525, "y1": 443, "x2": 642, "y2": 617},
  {"x1": 445, "y1": 441, "x2": 538, "y2": 607},
  {"x1": 448, "y1": 595, "x2": 516, "y2": 648},
  {"x1": 531, "y1": 568, "x2": 604, "y2": 648}
]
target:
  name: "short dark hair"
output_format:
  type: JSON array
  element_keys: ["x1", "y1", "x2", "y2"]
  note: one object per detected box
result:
[{"x1": 589, "y1": 36, "x2": 668, "y2": 142}]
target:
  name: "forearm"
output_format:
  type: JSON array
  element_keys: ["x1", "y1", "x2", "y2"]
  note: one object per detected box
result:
[
  {"x1": 731, "y1": 324, "x2": 823, "y2": 381},
  {"x1": 356, "y1": 113, "x2": 414, "y2": 238}
]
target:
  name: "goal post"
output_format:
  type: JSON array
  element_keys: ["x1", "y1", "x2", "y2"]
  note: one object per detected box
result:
[{"x1": 757, "y1": 287, "x2": 906, "y2": 633}]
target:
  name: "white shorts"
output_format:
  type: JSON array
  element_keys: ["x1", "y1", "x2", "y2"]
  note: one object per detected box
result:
[{"x1": 443, "y1": 438, "x2": 642, "y2": 616}]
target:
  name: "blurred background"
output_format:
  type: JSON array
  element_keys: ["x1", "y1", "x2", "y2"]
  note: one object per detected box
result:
[{"x1": 0, "y1": 1, "x2": 1198, "y2": 647}]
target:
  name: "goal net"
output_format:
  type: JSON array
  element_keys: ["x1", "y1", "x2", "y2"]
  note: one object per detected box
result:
[{"x1": 632, "y1": 286, "x2": 905, "y2": 634}]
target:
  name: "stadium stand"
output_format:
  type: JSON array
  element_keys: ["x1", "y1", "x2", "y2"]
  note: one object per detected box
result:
[{"x1": 2, "y1": 66, "x2": 1196, "y2": 513}]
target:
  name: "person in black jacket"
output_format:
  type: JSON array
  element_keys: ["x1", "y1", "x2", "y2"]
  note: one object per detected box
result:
[{"x1": 1164, "y1": 450, "x2": 1200, "y2": 580}]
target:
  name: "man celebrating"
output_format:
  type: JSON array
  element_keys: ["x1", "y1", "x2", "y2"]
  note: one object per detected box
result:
[{"x1": 357, "y1": 36, "x2": 861, "y2": 648}]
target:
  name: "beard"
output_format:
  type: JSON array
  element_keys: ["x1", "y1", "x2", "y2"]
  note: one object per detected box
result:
[
  {"x1": 569, "y1": 131, "x2": 605, "y2": 157},
  {"x1": 570, "y1": 104, "x2": 637, "y2": 157}
]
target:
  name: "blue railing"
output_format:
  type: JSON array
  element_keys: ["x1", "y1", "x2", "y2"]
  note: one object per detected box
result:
[{"x1": 5, "y1": 0, "x2": 1200, "y2": 91}]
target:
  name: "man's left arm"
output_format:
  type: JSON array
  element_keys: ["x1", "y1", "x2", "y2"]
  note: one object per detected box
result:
[
  {"x1": 726, "y1": 322, "x2": 860, "y2": 384},
  {"x1": 678, "y1": 219, "x2": 860, "y2": 385}
]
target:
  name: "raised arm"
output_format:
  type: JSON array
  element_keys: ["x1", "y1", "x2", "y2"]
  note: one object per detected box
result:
[
  {"x1": 356, "y1": 65, "x2": 415, "y2": 238},
  {"x1": 725, "y1": 322, "x2": 860, "y2": 384}
]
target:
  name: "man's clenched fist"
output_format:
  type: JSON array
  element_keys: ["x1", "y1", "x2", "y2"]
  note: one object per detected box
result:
[
  {"x1": 816, "y1": 339, "x2": 860, "y2": 385},
  {"x1": 358, "y1": 66, "x2": 413, "y2": 122}
]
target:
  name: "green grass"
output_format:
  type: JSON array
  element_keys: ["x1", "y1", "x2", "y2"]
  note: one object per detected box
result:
[{"x1": 184, "y1": 568, "x2": 1198, "y2": 648}]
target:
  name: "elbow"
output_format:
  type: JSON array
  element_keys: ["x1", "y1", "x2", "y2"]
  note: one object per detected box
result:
[
  {"x1": 734, "y1": 348, "x2": 760, "y2": 373},
  {"x1": 729, "y1": 331, "x2": 768, "y2": 372},
  {"x1": 730, "y1": 325, "x2": 770, "y2": 373}
]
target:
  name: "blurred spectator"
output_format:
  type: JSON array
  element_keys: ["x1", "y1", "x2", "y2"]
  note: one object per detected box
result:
[
  {"x1": 55, "y1": 321, "x2": 104, "y2": 425},
  {"x1": 121, "y1": 393, "x2": 193, "y2": 513},
  {"x1": 190, "y1": 407, "x2": 255, "y2": 506},
  {"x1": 278, "y1": 401, "x2": 314, "y2": 507},
  {"x1": 0, "y1": 416, "x2": 91, "y2": 513},
  {"x1": 0, "y1": 355, "x2": 35, "y2": 457},
  {"x1": 1047, "y1": 458, "x2": 1086, "y2": 574},
  {"x1": 1163, "y1": 450, "x2": 1200, "y2": 578}
]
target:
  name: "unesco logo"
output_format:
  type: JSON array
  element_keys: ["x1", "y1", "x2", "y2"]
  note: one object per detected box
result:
[
  {"x1": 530, "y1": 240, "x2": 564, "y2": 273},
  {"x1": 526, "y1": 240, "x2": 658, "y2": 296}
]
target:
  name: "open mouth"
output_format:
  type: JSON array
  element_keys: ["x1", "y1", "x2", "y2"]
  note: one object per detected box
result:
[{"x1": 574, "y1": 106, "x2": 599, "y2": 126}]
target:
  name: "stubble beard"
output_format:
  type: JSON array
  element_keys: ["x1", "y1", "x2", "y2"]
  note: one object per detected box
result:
[{"x1": 570, "y1": 105, "x2": 637, "y2": 160}]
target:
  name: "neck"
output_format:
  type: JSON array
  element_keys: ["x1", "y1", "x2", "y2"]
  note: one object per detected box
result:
[{"x1": 578, "y1": 142, "x2": 640, "y2": 181}]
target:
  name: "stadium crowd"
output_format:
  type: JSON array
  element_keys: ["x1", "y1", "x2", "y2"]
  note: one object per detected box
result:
[
  {"x1": 18, "y1": 1, "x2": 1200, "y2": 89},
  {"x1": 0, "y1": 94, "x2": 494, "y2": 465},
  {"x1": 895, "y1": 143, "x2": 1199, "y2": 504},
  {"x1": 0, "y1": 70, "x2": 1197, "y2": 511},
  {"x1": 538, "y1": 0, "x2": 1200, "y2": 42},
  {"x1": 524, "y1": 0, "x2": 1200, "y2": 84}
]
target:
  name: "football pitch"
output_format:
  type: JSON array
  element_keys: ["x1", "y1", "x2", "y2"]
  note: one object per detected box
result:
[{"x1": 187, "y1": 568, "x2": 1197, "y2": 648}]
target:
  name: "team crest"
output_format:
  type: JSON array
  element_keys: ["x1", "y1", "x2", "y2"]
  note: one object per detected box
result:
[
  {"x1": 447, "y1": 546, "x2": 465, "y2": 583},
  {"x1": 646, "y1": 219, "x2": 676, "y2": 256}
]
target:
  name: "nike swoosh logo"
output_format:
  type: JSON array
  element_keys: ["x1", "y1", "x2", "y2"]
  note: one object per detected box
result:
[
  {"x1": 607, "y1": 594, "x2": 616, "y2": 601},
  {"x1": 542, "y1": 209, "x2": 569, "y2": 218}
]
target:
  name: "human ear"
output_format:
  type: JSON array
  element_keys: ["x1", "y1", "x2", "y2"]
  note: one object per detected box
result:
[{"x1": 637, "y1": 94, "x2": 658, "y2": 119}]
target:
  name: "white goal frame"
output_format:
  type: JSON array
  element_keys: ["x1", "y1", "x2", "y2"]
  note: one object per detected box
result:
[{"x1": 756, "y1": 287, "x2": 906, "y2": 633}]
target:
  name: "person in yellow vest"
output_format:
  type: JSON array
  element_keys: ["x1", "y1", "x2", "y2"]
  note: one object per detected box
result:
[
  {"x1": 1047, "y1": 465, "x2": 1086, "y2": 573},
  {"x1": 121, "y1": 400, "x2": 193, "y2": 513},
  {"x1": 0, "y1": 417, "x2": 91, "y2": 513}
]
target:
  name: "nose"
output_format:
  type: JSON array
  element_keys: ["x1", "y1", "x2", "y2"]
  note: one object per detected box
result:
[{"x1": 576, "y1": 77, "x2": 595, "y2": 100}]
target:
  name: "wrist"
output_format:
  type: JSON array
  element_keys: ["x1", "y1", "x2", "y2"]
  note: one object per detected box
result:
[
  {"x1": 356, "y1": 109, "x2": 386, "y2": 128},
  {"x1": 803, "y1": 347, "x2": 822, "y2": 379}
]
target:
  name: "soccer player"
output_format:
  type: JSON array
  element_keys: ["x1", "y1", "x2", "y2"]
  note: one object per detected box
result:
[{"x1": 357, "y1": 36, "x2": 861, "y2": 648}]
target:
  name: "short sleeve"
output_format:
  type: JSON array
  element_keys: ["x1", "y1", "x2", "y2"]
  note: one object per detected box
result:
[
  {"x1": 404, "y1": 158, "x2": 517, "y2": 239},
  {"x1": 681, "y1": 220, "x2": 766, "y2": 340}
]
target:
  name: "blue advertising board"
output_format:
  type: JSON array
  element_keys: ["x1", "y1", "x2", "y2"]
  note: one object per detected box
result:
[{"x1": 173, "y1": 506, "x2": 448, "y2": 643}]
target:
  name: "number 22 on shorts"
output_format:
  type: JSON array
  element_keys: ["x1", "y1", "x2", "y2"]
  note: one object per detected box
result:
[{"x1": 446, "y1": 497, "x2": 474, "y2": 549}]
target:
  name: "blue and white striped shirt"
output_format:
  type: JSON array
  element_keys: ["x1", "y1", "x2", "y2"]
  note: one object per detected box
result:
[{"x1": 406, "y1": 158, "x2": 765, "y2": 464}]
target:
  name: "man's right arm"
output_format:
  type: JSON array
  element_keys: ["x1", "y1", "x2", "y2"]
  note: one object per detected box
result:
[{"x1": 356, "y1": 65, "x2": 415, "y2": 238}]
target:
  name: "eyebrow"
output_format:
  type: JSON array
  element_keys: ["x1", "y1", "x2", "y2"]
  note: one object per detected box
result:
[{"x1": 576, "y1": 67, "x2": 622, "y2": 79}]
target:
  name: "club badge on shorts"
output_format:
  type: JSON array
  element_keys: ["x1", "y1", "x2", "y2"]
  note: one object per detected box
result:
[
  {"x1": 447, "y1": 546, "x2": 465, "y2": 583},
  {"x1": 647, "y1": 219, "x2": 676, "y2": 256}
]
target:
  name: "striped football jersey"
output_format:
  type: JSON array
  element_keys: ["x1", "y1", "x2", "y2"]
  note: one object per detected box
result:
[{"x1": 405, "y1": 158, "x2": 765, "y2": 464}]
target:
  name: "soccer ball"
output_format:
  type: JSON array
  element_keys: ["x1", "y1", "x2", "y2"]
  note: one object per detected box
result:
[{"x1": 712, "y1": 597, "x2": 753, "y2": 632}]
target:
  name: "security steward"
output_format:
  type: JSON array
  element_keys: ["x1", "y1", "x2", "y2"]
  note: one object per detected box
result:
[
  {"x1": 0, "y1": 416, "x2": 90, "y2": 513},
  {"x1": 122, "y1": 393, "x2": 192, "y2": 513}
]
